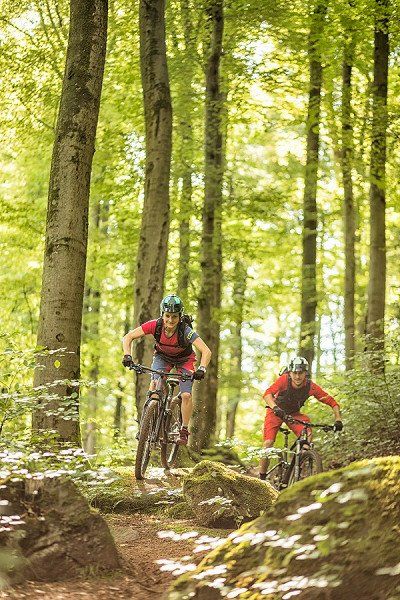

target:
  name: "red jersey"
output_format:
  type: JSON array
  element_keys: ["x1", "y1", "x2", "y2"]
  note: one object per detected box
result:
[{"x1": 263, "y1": 373, "x2": 339, "y2": 412}]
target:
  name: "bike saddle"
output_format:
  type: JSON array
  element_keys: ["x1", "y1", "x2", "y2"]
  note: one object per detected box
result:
[{"x1": 279, "y1": 427, "x2": 291, "y2": 433}]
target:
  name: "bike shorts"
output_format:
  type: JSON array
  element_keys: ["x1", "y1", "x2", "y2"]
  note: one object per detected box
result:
[
  {"x1": 263, "y1": 409, "x2": 311, "y2": 442},
  {"x1": 151, "y1": 353, "x2": 196, "y2": 394}
]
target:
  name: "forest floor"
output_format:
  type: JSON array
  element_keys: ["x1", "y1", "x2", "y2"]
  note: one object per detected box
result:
[{"x1": 0, "y1": 468, "x2": 233, "y2": 600}]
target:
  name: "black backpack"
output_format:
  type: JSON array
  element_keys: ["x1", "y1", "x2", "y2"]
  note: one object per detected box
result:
[
  {"x1": 276, "y1": 367, "x2": 312, "y2": 413},
  {"x1": 154, "y1": 314, "x2": 194, "y2": 350}
]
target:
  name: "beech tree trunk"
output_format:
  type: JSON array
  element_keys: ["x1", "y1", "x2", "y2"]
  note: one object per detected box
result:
[
  {"x1": 133, "y1": 0, "x2": 172, "y2": 415},
  {"x1": 191, "y1": 0, "x2": 224, "y2": 451},
  {"x1": 176, "y1": 0, "x2": 196, "y2": 304},
  {"x1": 33, "y1": 0, "x2": 108, "y2": 443},
  {"x1": 299, "y1": 0, "x2": 326, "y2": 370},
  {"x1": 367, "y1": 0, "x2": 389, "y2": 370},
  {"x1": 226, "y1": 260, "x2": 246, "y2": 439},
  {"x1": 341, "y1": 39, "x2": 356, "y2": 371}
]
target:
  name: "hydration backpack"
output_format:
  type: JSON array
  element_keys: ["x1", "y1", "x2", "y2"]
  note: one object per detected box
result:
[
  {"x1": 276, "y1": 367, "x2": 312, "y2": 414},
  {"x1": 154, "y1": 314, "x2": 194, "y2": 350}
]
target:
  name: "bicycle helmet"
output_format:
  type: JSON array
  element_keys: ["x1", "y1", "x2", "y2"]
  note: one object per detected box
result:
[
  {"x1": 288, "y1": 356, "x2": 309, "y2": 372},
  {"x1": 160, "y1": 294, "x2": 184, "y2": 315}
]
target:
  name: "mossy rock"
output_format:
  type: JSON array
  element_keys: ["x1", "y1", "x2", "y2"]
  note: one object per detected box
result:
[
  {"x1": 82, "y1": 467, "x2": 185, "y2": 514},
  {"x1": 200, "y1": 446, "x2": 246, "y2": 468},
  {"x1": 170, "y1": 456, "x2": 400, "y2": 599},
  {"x1": 182, "y1": 460, "x2": 278, "y2": 529}
]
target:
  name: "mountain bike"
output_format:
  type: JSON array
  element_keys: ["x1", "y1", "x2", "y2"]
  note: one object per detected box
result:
[
  {"x1": 265, "y1": 416, "x2": 335, "y2": 491},
  {"x1": 130, "y1": 363, "x2": 193, "y2": 480}
]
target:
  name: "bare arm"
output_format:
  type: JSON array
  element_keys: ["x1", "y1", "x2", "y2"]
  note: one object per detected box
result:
[
  {"x1": 193, "y1": 337, "x2": 212, "y2": 368},
  {"x1": 332, "y1": 405, "x2": 342, "y2": 421},
  {"x1": 122, "y1": 326, "x2": 145, "y2": 355}
]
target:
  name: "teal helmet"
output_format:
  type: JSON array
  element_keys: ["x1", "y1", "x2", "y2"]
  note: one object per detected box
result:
[
  {"x1": 160, "y1": 294, "x2": 184, "y2": 316},
  {"x1": 288, "y1": 356, "x2": 309, "y2": 372}
]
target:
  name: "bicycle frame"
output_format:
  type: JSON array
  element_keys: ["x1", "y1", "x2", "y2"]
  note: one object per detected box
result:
[{"x1": 131, "y1": 363, "x2": 192, "y2": 446}]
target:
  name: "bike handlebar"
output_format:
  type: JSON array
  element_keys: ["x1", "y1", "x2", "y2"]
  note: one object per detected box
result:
[
  {"x1": 129, "y1": 363, "x2": 193, "y2": 381},
  {"x1": 285, "y1": 415, "x2": 335, "y2": 432}
]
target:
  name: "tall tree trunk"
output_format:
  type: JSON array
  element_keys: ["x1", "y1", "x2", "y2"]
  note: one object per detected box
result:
[
  {"x1": 133, "y1": 0, "x2": 172, "y2": 415},
  {"x1": 299, "y1": 0, "x2": 327, "y2": 369},
  {"x1": 33, "y1": 0, "x2": 108, "y2": 443},
  {"x1": 176, "y1": 0, "x2": 196, "y2": 304},
  {"x1": 341, "y1": 38, "x2": 356, "y2": 371},
  {"x1": 83, "y1": 200, "x2": 108, "y2": 454},
  {"x1": 191, "y1": 0, "x2": 224, "y2": 451},
  {"x1": 367, "y1": 0, "x2": 389, "y2": 370},
  {"x1": 226, "y1": 260, "x2": 246, "y2": 439}
]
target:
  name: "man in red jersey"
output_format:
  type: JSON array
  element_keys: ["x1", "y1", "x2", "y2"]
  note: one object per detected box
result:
[
  {"x1": 259, "y1": 356, "x2": 342, "y2": 480},
  {"x1": 122, "y1": 294, "x2": 211, "y2": 445}
]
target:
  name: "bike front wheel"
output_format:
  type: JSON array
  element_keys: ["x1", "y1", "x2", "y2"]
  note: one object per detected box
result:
[
  {"x1": 287, "y1": 449, "x2": 323, "y2": 486},
  {"x1": 160, "y1": 396, "x2": 182, "y2": 470},
  {"x1": 135, "y1": 400, "x2": 159, "y2": 480}
]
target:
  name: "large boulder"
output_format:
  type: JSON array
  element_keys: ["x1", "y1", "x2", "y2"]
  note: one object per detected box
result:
[
  {"x1": 182, "y1": 460, "x2": 278, "y2": 528},
  {"x1": 0, "y1": 477, "x2": 120, "y2": 585},
  {"x1": 170, "y1": 456, "x2": 400, "y2": 599}
]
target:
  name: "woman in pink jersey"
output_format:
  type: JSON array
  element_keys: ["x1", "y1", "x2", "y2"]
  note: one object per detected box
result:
[{"x1": 122, "y1": 294, "x2": 212, "y2": 445}]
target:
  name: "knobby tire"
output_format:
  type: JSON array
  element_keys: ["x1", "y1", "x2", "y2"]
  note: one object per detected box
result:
[
  {"x1": 286, "y1": 449, "x2": 323, "y2": 486},
  {"x1": 135, "y1": 400, "x2": 159, "y2": 480},
  {"x1": 160, "y1": 396, "x2": 182, "y2": 469}
]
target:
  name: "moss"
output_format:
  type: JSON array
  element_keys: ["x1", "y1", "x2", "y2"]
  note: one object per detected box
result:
[
  {"x1": 170, "y1": 456, "x2": 400, "y2": 599},
  {"x1": 183, "y1": 461, "x2": 278, "y2": 528},
  {"x1": 166, "y1": 501, "x2": 195, "y2": 520},
  {"x1": 81, "y1": 467, "x2": 184, "y2": 514}
]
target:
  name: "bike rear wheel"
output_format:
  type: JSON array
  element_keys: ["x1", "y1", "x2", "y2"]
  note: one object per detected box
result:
[
  {"x1": 135, "y1": 400, "x2": 159, "y2": 480},
  {"x1": 160, "y1": 396, "x2": 182, "y2": 469},
  {"x1": 287, "y1": 449, "x2": 323, "y2": 486}
]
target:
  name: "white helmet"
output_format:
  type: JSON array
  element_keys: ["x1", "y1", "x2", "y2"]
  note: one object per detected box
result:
[{"x1": 288, "y1": 356, "x2": 309, "y2": 372}]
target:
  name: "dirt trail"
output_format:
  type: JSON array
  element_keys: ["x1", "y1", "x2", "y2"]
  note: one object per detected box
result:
[{"x1": 0, "y1": 513, "x2": 229, "y2": 600}]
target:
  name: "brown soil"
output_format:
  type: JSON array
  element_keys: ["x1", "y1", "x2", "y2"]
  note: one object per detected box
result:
[{"x1": 0, "y1": 513, "x2": 229, "y2": 600}]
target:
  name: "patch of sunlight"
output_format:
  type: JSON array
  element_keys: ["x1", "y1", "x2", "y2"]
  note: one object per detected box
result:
[
  {"x1": 227, "y1": 588, "x2": 249, "y2": 598},
  {"x1": 156, "y1": 558, "x2": 196, "y2": 576},
  {"x1": 319, "y1": 482, "x2": 343, "y2": 498},
  {"x1": 193, "y1": 564, "x2": 227, "y2": 580},
  {"x1": 207, "y1": 577, "x2": 226, "y2": 589},
  {"x1": 157, "y1": 530, "x2": 199, "y2": 541},
  {"x1": 297, "y1": 502, "x2": 322, "y2": 514},
  {"x1": 286, "y1": 513, "x2": 302, "y2": 521},
  {"x1": 376, "y1": 562, "x2": 400, "y2": 576},
  {"x1": 267, "y1": 534, "x2": 302, "y2": 549},
  {"x1": 199, "y1": 496, "x2": 232, "y2": 506},
  {"x1": 193, "y1": 535, "x2": 227, "y2": 554},
  {"x1": 252, "y1": 580, "x2": 278, "y2": 593},
  {"x1": 336, "y1": 489, "x2": 368, "y2": 504}
]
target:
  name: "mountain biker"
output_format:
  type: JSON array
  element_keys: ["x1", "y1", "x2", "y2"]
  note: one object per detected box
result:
[
  {"x1": 122, "y1": 294, "x2": 212, "y2": 445},
  {"x1": 259, "y1": 356, "x2": 343, "y2": 480}
]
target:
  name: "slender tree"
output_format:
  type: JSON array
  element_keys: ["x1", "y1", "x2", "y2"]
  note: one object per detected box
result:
[
  {"x1": 299, "y1": 0, "x2": 327, "y2": 368},
  {"x1": 226, "y1": 260, "x2": 246, "y2": 439},
  {"x1": 33, "y1": 0, "x2": 108, "y2": 443},
  {"x1": 367, "y1": 0, "x2": 389, "y2": 370},
  {"x1": 133, "y1": 0, "x2": 172, "y2": 415},
  {"x1": 191, "y1": 0, "x2": 224, "y2": 450},
  {"x1": 341, "y1": 32, "x2": 356, "y2": 370}
]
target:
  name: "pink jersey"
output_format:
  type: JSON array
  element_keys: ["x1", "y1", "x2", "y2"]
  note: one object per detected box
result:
[{"x1": 141, "y1": 319, "x2": 198, "y2": 359}]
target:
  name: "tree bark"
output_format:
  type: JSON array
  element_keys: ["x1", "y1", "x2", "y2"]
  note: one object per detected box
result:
[
  {"x1": 367, "y1": 0, "x2": 389, "y2": 370},
  {"x1": 175, "y1": 0, "x2": 197, "y2": 304},
  {"x1": 226, "y1": 260, "x2": 246, "y2": 439},
  {"x1": 133, "y1": 0, "x2": 172, "y2": 415},
  {"x1": 341, "y1": 39, "x2": 356, "y2": 371},
  {"x1": 191, "y1": 0, "x2": 224, "y2": 451},
  {"x1": 33, "y1": 0, "x2": 108, "y2": 443},
  {"x1": 299, "y1": 0, "x2": 327, "y2": 369}
]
